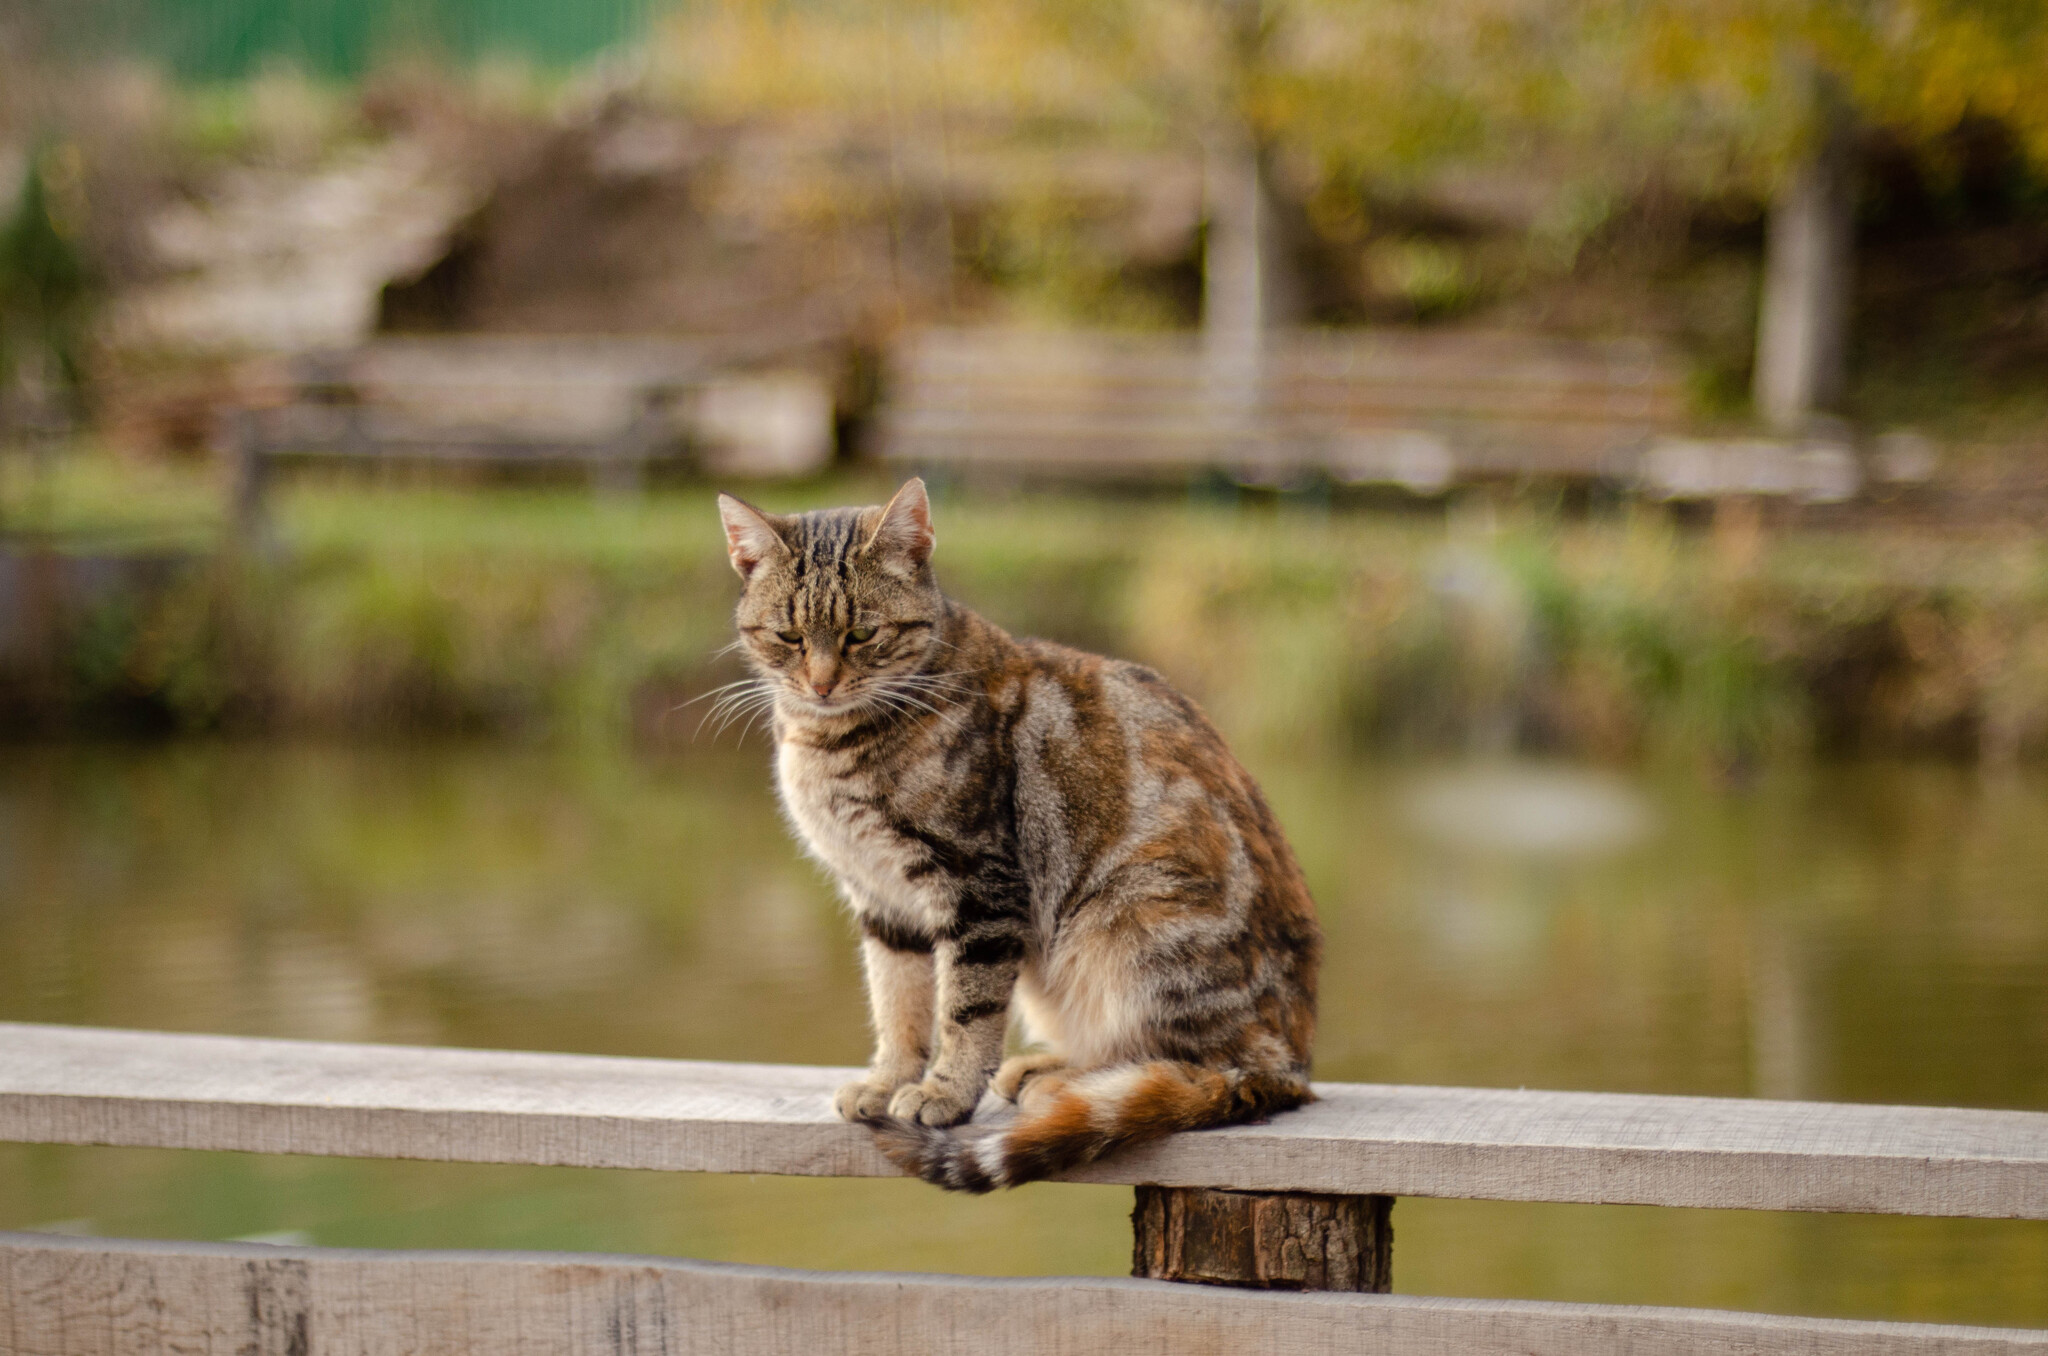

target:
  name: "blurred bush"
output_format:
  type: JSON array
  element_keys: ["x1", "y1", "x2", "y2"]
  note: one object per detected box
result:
[{"x1": 11, "y1": 475, "x2": 2048, "y2": 767}]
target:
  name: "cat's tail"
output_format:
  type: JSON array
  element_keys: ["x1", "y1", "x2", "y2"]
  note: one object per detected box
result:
[{"x1": 871, "y1": 1061, "x2": 1311, "y2": 1194}]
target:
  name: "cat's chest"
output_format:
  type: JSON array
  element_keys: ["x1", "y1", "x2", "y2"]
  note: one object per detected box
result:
[{"x1": 775, "y1": 740, "x2": 949, "y2": 921}]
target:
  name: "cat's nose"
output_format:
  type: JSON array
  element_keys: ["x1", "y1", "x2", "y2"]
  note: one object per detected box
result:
[{"x1": 812, "y1": 679, "x2": 836, "y2": 697}]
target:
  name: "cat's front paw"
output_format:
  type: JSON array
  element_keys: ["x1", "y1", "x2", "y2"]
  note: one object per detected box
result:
[
  {"x1": 887, "y1": 1077, "x2": 980, "y2": 1128},
  {"x1": 834, "y1": 1078, "x2": 904, "y2": 1123}
]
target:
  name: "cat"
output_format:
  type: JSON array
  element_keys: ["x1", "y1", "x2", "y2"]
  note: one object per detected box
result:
[{"x1": 717, "y1": 478, "x2": 1320, "y2": 1191}]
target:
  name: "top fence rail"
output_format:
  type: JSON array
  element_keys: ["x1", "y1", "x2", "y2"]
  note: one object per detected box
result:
[{"x1": 5, "y1": 1023, "x2": 2046, "y2": 1219}]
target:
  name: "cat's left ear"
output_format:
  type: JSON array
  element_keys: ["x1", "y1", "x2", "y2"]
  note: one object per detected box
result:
[{"x1": 863, "y1": 478, "x2": 936, "y2": 575}]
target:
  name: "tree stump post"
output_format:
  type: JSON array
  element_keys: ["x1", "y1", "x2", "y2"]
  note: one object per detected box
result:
[
  {"x1": 1131, "y1": 1186, "x2": 1392, "y2": 1293},
  {"x1": 227, "y1": 408, "x2": 273, "y2": 547}
]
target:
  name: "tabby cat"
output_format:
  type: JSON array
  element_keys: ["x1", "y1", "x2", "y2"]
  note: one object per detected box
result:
[{"x1": 717, "y1": 479, "x2": 1320, "y2": 1191}]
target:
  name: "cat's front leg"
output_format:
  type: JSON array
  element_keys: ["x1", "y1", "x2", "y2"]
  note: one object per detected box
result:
[
  {"x1": 887, "y1": 916, "x2": 1026, "y2": 1128},
  {"x1": 834, "y1": 927, "x2": 935, "y2": 1123}
]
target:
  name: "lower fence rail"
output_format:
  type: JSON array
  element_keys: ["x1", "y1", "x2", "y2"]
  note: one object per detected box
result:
[
  {"x1": 5, "y1": 1232, "x2": 2044, "y2": 1356},
  {"x1": 4, "y1": 1022, "x2": 2047, "y2": 1354}
]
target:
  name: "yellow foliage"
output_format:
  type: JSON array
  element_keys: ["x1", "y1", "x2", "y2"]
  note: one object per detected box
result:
[{"x1": 649, "y1": 0, "x2": 2048, "y2": 195}]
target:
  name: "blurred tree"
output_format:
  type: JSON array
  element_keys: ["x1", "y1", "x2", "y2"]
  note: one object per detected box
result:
[
  {"x1": 1582, "y1": 0, "x2": 2048, "y2": 427},
  {"x1": 1013, "y1": 0, "x2": 1309, "y2": 376},
  {"x1": 653, "y1": 0, "x2": 1485, "y2": 348},
  {"x1": 1273, "y1": 0, "x2": 2048, "y2": 426},
  {"x1": 666, "y1": 0, "x2": 2048, "y2": 429},
  {"x1": 0, "y1": 148, "x2": 95, "y2": 431}
]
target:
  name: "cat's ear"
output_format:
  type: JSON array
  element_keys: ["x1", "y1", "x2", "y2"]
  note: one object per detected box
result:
[
  {"x1": 718, "y1": 493, "x2": 790, "y2": 581},
  {"x1": 863, "y1": 478, "x2": 935, "y2": 575}
]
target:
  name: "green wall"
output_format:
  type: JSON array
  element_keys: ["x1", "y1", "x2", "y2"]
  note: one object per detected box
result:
[{"x1": 39, "y1": 0, "x2": 657, "y2": 79}]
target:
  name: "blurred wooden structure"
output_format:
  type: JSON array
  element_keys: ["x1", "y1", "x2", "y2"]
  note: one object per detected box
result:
[
  {"x1": 876, "y1": 327, "x2": 1689, "y2": 491},
  {"x1": 5, "y1": 1022, "x2": 2047, "y2": 1353},
  {"x1": 227, "y1": 336, "x2": 836, "y2": 527}
]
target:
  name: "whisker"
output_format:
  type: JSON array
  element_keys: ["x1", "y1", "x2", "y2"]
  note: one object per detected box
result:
[
  {"x1": 684, "y1": 684, "x2": 765, "y2": 716},
  {"x1": 700, "y1": 687, "x2": 780, "y2": 741},
  {"x1": 675, "y1": 677, "x2": 768, "y2": 712},
  {"x1": 734, "y1": 702, "x2": 779, "y2": 743},
  {"x1": 702, "y1": 687, "x2": 769, "y2": 722},
  {"x1": 710, "y1": 710, "x2": 774, "y2": 744},
  {"x1": 876, "y1": 687, "x2": 945, "y2": 719},
  {"x1": 889, "y1": 677, "x2": 977, "y2": 697},
  {"x1": 887, "y1": 675, "x2": 976, "y2": 698},
  {"x1": 863, "y1": 694, "x2": 910, "y2": 722},
  {"x1": 695, "y1": 702, "x2": 758, "y2": 738},
  {"x1": 888, "y1": 668, "x2": 976, "y2": 688}
]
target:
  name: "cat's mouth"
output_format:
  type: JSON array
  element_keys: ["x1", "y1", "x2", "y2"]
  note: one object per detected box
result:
[{"x1": 786, "y1": 686, "x2": 860, "y2": 716}]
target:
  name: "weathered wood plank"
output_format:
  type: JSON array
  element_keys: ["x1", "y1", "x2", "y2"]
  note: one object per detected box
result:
[
  {"x1": 4, "y1": 1232, "x2": 2042, "y2": 1356},
  {"x1": 4, "y1": 1023, "x2": 2048, "y2": 1218},
  {"x1": 876, "y1": 326, "x2": 1687, "y2": 484},
  {"x1": 894, "y1": 326, "x2": 1683, "y2": 382}
]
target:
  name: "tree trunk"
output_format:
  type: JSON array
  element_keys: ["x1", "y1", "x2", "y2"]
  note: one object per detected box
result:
[
  {"x1": 1201, "y1": 132, "x2": 1306, "y2": 467},
  {"x1": 1202, "y1": 133, "x2": 1306, "y2": 362},
  {"x1": 1753, "y1": 101, "x2": 1856, "y2": 431},
  {"x1": 1132, "y1": 1186, "x2": 1393, "y2": 1293}
]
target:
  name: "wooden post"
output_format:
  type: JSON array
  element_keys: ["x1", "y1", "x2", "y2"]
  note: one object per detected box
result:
[
  {"x1": 1131, "y1": 1186, "x2": 1392, "y2": 1293},
  {"x1": 227, "y1": 407, "x2": 273, "y2": 548}
]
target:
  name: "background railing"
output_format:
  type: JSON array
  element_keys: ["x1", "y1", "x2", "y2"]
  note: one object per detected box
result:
[{"x1": 4, "y1": 1022, "x2": 2047, "y2": 1354}]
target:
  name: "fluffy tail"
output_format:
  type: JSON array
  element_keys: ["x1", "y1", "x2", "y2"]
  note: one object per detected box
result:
[{"x1": 873, "y1": 1061, "x2": 1310, "y2": 1193}]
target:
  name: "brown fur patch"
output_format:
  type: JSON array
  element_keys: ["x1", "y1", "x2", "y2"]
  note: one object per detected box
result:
[
  {"x1": 999, "y1": 1086, "x2": 1109, "y2": 1182},
  {"x1": 990, "y1": 1059, "x2": 1307, "y2": 1186}
]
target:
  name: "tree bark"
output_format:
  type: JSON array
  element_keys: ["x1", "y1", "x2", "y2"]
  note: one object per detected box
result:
[
  {"x1": 1202, "y1": 133, "x2": 1307, "y2": 363},
  {"x1": 1753, "y1": 97, "x2": 1856, "y2": 431},
  {"x1": 1200, "y1": 132, "x2": 1306, "y2": 469},
  {"x1": 1132, "y1": 1186, "x2": 1393, "y2": 1293}
]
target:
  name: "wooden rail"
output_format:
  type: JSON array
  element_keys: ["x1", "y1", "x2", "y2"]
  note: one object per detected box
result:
[
  {"x1": 5, "y1": 1024, "x2": 2045, "y2": 1217},
  {"x1": 4, "y1": 1022, "x2": 2047, "y2": 1354},
  {"x1": 6, "y1": 1232, "x2": 2044, "y2": 1356}
]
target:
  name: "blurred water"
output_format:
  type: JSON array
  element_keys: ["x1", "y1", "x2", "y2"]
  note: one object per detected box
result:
[{"x1": 2, "y1": 741, "x2": 2046, "y2": 1325}]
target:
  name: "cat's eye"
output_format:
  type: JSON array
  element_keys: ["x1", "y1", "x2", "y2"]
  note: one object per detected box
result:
[
  {"x1": 847, "y1": 626, "x2": 877, "y2": 644},
  {"x1": 776, "y1": 631, "x2": 803, "y2": 645}
]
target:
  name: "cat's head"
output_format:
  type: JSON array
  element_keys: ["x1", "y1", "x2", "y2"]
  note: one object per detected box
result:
[{"x1": 718, "y1": 479, "x2": 945, "y2": 719}]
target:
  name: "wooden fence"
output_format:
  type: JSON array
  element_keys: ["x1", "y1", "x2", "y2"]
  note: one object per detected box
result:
[
  {"x1": 4, "y1": 1021, "x2": 2047, "y2": 1353},
  {"x1": 876, "y1": 327, "x2": 1690, "y2": 490}
]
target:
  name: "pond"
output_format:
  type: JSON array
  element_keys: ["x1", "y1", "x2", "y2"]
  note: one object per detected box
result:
[{"x1": 2, "y1": 739, "x2": 2045, "y2": 1327}]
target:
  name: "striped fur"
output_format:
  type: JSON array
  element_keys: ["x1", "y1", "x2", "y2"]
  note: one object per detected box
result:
[{"x1": 718, "y1": 480, "x2": 1320, "y2": 1191}]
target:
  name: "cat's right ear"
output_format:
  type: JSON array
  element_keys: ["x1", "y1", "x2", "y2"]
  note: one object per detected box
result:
[
  {"x1": 863, "y1": 477, "x2": 935, "y2": 576},
  {"x1": 718, "y1": 494, "x2": 789, "y2": 581}
]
